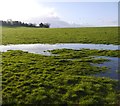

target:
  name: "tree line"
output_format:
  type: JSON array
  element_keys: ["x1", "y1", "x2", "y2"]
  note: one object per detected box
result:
[{"x1": 1, "y1": 20, "x2": 50, "y2": 28}]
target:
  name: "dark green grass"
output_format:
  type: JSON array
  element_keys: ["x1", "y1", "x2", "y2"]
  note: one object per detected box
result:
[
  {"x1": 2, "y1": 50, "x2": 120, "y2": 105},
  {"x1": 50, "y1": 49, "x2": 120, "y2": 58},
  {"x1": 2, "y1": 27, "x2": 119, "y2": 45}
]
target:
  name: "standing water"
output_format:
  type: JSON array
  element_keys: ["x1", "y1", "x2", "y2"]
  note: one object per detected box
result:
[
  {"x1": 91, "y1": 56, "x2": 120, "y2": 80},
  {"x1": 0, "y1": 43, "x2": 119, "y2": 55}
]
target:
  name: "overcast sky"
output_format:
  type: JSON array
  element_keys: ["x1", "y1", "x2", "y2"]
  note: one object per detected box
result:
[{"x1": 0, "y1": 0, "x2": 119, "y2": 27}]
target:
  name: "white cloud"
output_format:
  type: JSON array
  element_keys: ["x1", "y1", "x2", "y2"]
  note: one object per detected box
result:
[
  {"x1": 98, "y1": 19, "x2": 118, "y2": 26},
  {"x1": 0, "y1": 0, "x2": 59, "y2": 21},
  {"x1": 28, "y1": 16, "x2": 84, "y2": 28}
]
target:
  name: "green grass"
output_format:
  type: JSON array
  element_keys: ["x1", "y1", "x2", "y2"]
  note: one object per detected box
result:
[
  {"x1": 50, "y1": 49, "x2": 120, "y2": 58},
  {"x1": 2, "y1": 27, "x2": 119, "y2": 45},
  {"x1": 2, "y1": 50, "x2": 120, "y2": 105}
]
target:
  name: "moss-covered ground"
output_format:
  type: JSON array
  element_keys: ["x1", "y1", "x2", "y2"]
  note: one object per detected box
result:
[{"x1": 2, "y1": 49, "x2": 120, "y2": 105}]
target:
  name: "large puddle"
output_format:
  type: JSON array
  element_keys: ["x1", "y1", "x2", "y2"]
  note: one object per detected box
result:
[
  {"x1": 91, "y1": 56, "x2": 119, "y2": 80},
  {"x1": 0, "y1": 43, "x2": 119, "y2": 55},
  {"x1": 0, "y1": 43, "x2": 119, "y2": 80}
]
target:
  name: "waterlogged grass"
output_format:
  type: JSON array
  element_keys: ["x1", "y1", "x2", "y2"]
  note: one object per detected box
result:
[
  {"x1": 2, "y1": 50, "x2": 120, "y2": 105},
  {"x1": 50, "y1": 49, "x2": 120, "y2": 58},
  {"x1": 2, "y1": 27, "x2": 119, "y2": 45}
]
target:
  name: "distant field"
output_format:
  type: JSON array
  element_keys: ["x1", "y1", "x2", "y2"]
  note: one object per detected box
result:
[{"x1": 2, "y1": 27, "x2": 119, "y2": 45}]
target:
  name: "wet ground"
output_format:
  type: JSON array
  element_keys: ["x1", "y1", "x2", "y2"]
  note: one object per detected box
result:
[{"x1": 0, "y1": 43, "x2": 119, "y2": 80}]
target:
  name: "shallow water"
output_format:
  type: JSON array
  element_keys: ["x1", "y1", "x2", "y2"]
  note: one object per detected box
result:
[
  {"x1": 92, "y1": 56, "x2": 120, "y2": 80},
  {"x1": 0, "y1": 43, "x2": 119, "y2": 55}
]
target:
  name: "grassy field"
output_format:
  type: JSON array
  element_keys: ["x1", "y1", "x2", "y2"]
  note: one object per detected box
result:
[
  {"x1": 2, "y1": 49, "x2": 120, "y2": 105},
  {"x1": 2, "y1": 27, "x2": 119, "y2": 45}
]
